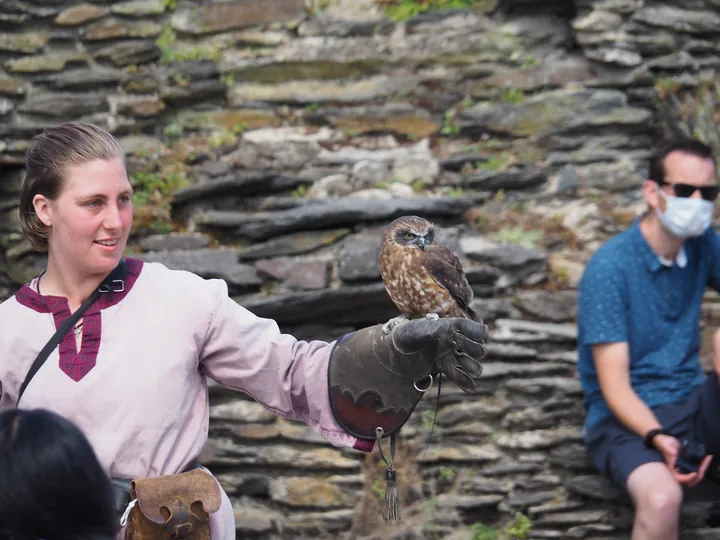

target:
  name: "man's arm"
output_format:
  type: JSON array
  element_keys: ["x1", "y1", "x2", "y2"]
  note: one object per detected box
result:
[
  {"x1": 595, "y1": 341, "x2": 712, "y2": 485},
  {"x1": 593, "y1": 341, "x2": 662, "y2": 438},
  {"x1": 579, "y1": 252, "x2": 661, "y2": 440},
  {"x1": 704, "y1": 228, "x2": 720, "y2": 293}
]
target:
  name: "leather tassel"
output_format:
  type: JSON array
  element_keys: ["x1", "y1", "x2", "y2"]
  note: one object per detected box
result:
[
  {"x1": 376, "y1": 428, "x2": 400, "y2": 523},
  {"x1": 383, "y1": 467, "x2": 400, "y2": 523}
]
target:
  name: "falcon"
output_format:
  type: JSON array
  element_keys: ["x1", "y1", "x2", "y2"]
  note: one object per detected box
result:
[{"x1": 378, "y1": 215, "x2": 476, "y2": 333}]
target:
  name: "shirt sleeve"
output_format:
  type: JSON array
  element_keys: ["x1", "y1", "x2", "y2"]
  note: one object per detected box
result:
[
  {"x1": 578, "y1": 253, "x2": 628, "y2": 346},
  {"x1": 197, "y1": 278, "x2": 372, "y2": 452},
  {"x1": 706, "y1": 229, "x2": 720, "y2": 293}
]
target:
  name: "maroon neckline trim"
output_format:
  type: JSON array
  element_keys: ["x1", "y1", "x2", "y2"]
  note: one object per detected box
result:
[{"x1": 14, "y1": 258, "x2": 143, "y2": 382}]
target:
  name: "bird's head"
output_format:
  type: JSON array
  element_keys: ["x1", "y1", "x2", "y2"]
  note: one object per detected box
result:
[{"x1": 390, "y1": 216, "x2": 435, "y2": 251}]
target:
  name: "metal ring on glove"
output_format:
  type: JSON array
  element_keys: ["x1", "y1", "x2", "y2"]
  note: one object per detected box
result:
[{"x1": 413, "y1": 374, "x2": 434, "y2": 393}]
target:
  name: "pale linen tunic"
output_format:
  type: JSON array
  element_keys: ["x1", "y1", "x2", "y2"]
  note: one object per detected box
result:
[{"x1": 0, "y1": 258, "x2": 372, "y2": 538}]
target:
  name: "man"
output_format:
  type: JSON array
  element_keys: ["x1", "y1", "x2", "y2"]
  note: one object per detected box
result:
[{"x1": 578, "y1": 137, "x2": 720, "y2": 540}]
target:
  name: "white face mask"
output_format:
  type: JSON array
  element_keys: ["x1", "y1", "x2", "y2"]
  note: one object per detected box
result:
[{"x1": 656, "y1": 187, "x2": 714, "y2": 239}]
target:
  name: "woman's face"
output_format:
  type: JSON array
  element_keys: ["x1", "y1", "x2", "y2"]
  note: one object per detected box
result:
[{"x1": 35, "y1": 156, "x2": 133, "y2": 278}]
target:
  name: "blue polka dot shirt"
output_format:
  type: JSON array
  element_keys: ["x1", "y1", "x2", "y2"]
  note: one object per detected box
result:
[{"x1": 577, "y1": 217, "x2": 720, "y2": 433}]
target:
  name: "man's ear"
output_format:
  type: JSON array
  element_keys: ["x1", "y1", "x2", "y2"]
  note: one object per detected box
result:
[
  {"x1": 642, "y1": 179, "x2": 663, "y2": 211},
  {"x1": 32, "y1": 194, "x2": 53, "y2": 228}
]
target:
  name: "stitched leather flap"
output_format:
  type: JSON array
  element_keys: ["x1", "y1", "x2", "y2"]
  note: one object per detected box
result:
[{"x1": 131, "y1": 468, "x2": 222, "y2": 525}]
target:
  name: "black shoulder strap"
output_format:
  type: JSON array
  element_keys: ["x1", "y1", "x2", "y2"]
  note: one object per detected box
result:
[{"x1": 16, "y1": 260, "x2": 127, "y2": 406}]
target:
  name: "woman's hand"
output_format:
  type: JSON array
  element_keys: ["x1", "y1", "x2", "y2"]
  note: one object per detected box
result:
[
  {"x1": 327, "y1": 317, "x2": 488, "y2": 440},
  {"x1": 654, "y1": 434, "x2": 713, "y2": 487}
]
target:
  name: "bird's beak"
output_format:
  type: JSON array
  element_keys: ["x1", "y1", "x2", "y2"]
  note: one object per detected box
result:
[{"x1": 417, "y1": 237, "x2": 427, "y2": 250}]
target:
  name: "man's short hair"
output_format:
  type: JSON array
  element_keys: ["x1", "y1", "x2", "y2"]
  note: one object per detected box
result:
[{"x1": 648, "y1": 137, "x2": 716, "y2": 184}]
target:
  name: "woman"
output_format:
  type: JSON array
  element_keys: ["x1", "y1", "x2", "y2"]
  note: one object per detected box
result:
[
  {"x1": 0, "y1": 408, "x2": 117, "y2": 540},
  {"x1": 0, "y1": 121, "x2": 487, "y2": 538}
]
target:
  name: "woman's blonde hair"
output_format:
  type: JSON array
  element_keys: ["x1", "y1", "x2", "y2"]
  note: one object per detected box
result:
[{"x1": 19, "y1": 122, "x2": 125, "y2": 252}]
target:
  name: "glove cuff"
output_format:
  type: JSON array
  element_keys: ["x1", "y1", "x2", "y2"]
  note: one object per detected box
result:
[{"x1": 327, "y1": 325, "x2": 434, "y2": 441}]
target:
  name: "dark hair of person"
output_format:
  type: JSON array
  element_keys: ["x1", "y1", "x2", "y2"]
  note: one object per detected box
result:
[
  {"x1": 648, "y1": 136, "x2": 716, "y2": 184},
  {"x1": 0, "y1": 408, "x2": 117, "y2": 540}
]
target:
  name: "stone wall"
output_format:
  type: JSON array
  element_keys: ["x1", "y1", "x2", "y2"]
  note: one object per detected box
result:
[{"x1": 3, "y1": 0, "x2": 720, "y2": 538}]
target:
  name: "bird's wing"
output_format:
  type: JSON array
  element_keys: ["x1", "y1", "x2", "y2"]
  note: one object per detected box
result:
[{"x1": 423, "y1": 245, "x2": 477, "y2": 320}]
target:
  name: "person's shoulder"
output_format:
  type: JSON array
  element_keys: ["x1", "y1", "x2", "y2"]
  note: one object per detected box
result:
[
  {"x1": 580, "y1": 227, "x2": 635, "y2": 287},
  {"x1": 131, "y1": 257, "x2": 228, "y2": 300},
  {"x1": 586, "y1": 227, "x2": 633, "y2": 266},
  {"x1": 0, "y1": 288, "x2": 38, "y2": 342},
  {"x1": 0, "y1": 292, "x2": 21, "y2": 316},
  {"x1": 694, "y1": 225, "x2": 720, "y2": 250},
  {"x1": 137, "y1": 258, "x2": 211, "y2": 285},
  {"x1": 0, "y1": 285, "x2": 32, "y2": 315}
]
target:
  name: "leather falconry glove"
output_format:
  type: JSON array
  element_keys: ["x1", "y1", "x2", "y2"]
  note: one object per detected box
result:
[
  {"x1": 327, "y1": 316, "x2": 488, "y2": 523},
  {"x1": 328, "y1": 317, "x2": 487, "y2": 439}
]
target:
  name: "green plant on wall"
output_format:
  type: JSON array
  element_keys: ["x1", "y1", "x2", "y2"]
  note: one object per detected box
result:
[
  {"x1": 383, "y1": 0, "x2": 477, "y2": 21},
  {"x1": 208, "y1": 130, "x2": 238, "y2": 149},
  {"x1": 488, "y1": 226, "x2": 543, "y2": 248},
  {"x1": 128, "y1": 145, "x2": 192, "y2": 234},
  {"x1": 476, "y1": 152, "x2": 511, "y2": 171},
  {"x1": 438, "y1": 466, "x2": 455, "y2": 482},
  {"x1": 501, "y1": 87, "x2": 524, "y2": 104},
  {"x1": 441, "y1": 109, "x2": 460, "y2": 136},
  {"x1": 470, "y1": 522, "x2": 498, "y2": 540},
  {"x1": 155, "y1": 24, "x2": 220, "y2": 64},
  {"x1": 131, "y1": 169, "x2": 188, "y2": 206},
  {"x1": 505, "y1": 513, "x2": 532, "y2": 539},
  {"x1": 308, "y1": 0, "x2": 332, "y2": 14},
  {"x1": 655, "y1": 76, "x2": 720, "y2": 159},
  {"x1": 468, "y1": 513, "x2": 532, "y2": 540}
]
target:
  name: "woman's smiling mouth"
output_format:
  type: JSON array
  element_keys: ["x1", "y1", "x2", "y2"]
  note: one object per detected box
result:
[{"x1": 94, "y1": 239, "x2": 119, "y2": 247}]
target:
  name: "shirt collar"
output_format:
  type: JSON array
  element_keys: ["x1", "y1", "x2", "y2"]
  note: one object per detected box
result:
[
  {"x1": 630, "y1": 217, "x2": 687, "y2": 272},
  {"x1": 658, "y1": 246, "x2": 687, "y2": 268}
]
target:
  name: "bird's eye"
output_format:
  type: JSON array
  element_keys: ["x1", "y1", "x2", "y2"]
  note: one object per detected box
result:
[{"x1": 403, "y1": 232, "x2": 415, "y2": 239}]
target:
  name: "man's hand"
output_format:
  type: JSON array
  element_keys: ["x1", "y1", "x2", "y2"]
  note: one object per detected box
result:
[{"x1": 654, "y1": 434, "x2": 713, "y2": 487}]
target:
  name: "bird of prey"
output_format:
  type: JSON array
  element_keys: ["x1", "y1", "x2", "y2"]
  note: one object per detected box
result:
[{"x1": 378, "y1": 215, "x2": 476, "y2": 334}]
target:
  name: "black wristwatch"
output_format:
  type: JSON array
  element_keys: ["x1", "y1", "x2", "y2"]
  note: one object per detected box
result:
[{"x1": 644, "y1": 427, "x2": 669, "y2": 449}]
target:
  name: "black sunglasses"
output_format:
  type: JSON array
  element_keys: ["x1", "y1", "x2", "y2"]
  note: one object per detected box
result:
[{"x1": 658, "y1": 180, "x2": 720, "y2": 201}]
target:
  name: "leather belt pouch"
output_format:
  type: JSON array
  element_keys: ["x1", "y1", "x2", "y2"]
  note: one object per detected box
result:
[{"x1": 124, "y1": 468, "x2": 222, "y2": 539}]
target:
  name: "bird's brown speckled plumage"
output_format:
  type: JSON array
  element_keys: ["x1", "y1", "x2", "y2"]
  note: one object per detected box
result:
[{"x1": 378, "y1": 215, "x2": 476, "y2": 321}]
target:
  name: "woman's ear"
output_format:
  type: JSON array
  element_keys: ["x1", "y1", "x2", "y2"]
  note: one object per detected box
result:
[{"x1": 32, "y1": 194, "x2": 53, "y2": 228}]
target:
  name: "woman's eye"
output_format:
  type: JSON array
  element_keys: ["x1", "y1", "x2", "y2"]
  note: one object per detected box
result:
[{"x1": 86, "y1": 200, "x2": 99, "y2": 207}]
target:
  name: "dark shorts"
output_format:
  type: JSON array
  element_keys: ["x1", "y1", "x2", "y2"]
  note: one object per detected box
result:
[{"x1": 585, "y1": 373, "x2": 720, "y2": 491}]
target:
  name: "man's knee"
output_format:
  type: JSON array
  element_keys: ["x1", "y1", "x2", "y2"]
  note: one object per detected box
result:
[
  {"x1": 628, "y1": 463, "x2": 683, "y2": 517},
  {"x1": 637, "y1": 483, "x2": 683, "y2": 516}
]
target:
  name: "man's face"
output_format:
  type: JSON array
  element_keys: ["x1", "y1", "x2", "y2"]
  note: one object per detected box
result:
[{"x1": 644, "y1": 150, "x2": 718, "y2": 212}]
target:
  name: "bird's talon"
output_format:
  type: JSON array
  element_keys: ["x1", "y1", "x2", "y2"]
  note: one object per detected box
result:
[
  {"x1": 425, "y1": 313, "x2": 440, "y2": 321},
  {"x1": 382, "y1": 315, "x2": 409, "y2": 334}
]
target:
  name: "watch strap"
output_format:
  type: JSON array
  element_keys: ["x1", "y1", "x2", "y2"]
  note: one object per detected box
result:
[{"x1": 644, "y1": 427, "x2": 669, "y2": 449}]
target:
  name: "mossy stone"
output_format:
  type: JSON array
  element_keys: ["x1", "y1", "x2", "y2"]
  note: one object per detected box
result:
[
  {"x1": 55, "y1": 4, "x2": 105, "y2": 26},
  {"x1": 232, "y1": 60, "x2": 388, "y2": 84},
  {"x1": 0, "y1": 32, "x2": 48, "y2": 53}
]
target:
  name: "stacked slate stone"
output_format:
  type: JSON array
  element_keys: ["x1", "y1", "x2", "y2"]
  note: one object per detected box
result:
[{"x1": 3, "y1": 0, "x2": 720, "y2": 538}]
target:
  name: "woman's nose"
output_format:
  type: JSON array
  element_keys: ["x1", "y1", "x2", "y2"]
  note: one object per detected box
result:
[{"x1": 103, "y1": 204, "x2": 123, "y2": 229}]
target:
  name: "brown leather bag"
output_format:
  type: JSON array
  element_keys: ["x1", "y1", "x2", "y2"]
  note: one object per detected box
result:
[{"x1": 124, "y1": 468, "x2": 222, "y2": 539}]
